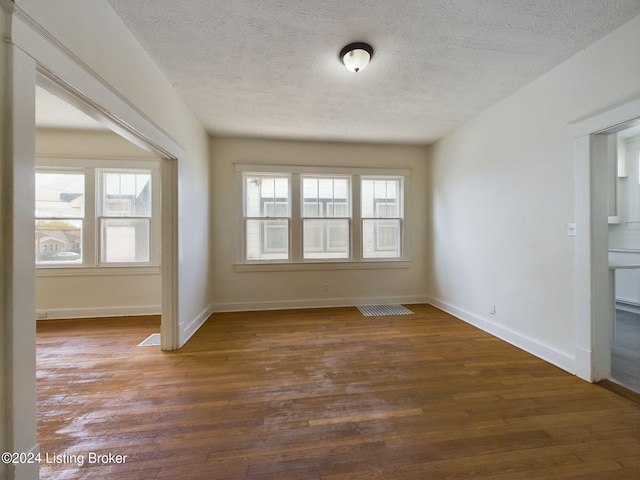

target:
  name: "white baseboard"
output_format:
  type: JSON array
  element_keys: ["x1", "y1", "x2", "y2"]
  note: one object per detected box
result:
[
  {"x1": 180, "y1": 302, "x2": 216, "y2": 347},
  {"x1": 211, "y1": 295, "x2": 430, "y2": 313},
  {"x1": 36, "y1": 305, "x2": 161, "y2": 320},
  {"x1": 574, "y1": 346, "x2": 593, "y2": 382},
  {"x1": 428, "y1": 297, "x2": 576, "y2": 375}
]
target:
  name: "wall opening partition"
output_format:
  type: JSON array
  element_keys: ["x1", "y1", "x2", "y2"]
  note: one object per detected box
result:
[{"x1": 574, "y1": 99, "x2": 640, "y2": 388}]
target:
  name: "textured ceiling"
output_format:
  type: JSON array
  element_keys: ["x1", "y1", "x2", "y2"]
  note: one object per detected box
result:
[{"x1": 107, "y1": 1, "x2": 640, "y2": 145}]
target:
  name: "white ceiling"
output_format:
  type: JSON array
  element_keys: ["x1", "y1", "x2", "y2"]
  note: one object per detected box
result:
[
  {"x1": 100, "y1": 1, "x2": 640, "y2": 145},
  {"x1": 36, "y1": 86, "x2": 108, "y2": 131}
]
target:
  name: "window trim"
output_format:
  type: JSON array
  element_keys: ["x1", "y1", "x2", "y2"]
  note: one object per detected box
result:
[
  {"x1": 235, "y1": 163, "x2": 410, "y2": 269},
  {"x1": 36, "y1": 157, "x2": 161, "y2": 269}
]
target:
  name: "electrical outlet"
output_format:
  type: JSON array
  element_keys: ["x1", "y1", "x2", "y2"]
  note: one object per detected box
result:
[
  {"x1": 489, "y1": 304, "x2": 496, "y2": 315},
  {"x1": 36, "y1": 311, "x2": 48, "y2": 319}
]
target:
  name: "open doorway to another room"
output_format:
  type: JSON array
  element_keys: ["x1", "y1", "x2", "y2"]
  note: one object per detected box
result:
[
  {"x1": 606, "y1": 122, "x2": 640, "y2": 394},
  {"x1": 35, "y1": 84, "x2": 163, "y2": 339}
]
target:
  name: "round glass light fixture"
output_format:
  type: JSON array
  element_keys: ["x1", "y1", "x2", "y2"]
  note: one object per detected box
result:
[{"x1": 340, "y1": 42, "x2": 374, "y2": 73}]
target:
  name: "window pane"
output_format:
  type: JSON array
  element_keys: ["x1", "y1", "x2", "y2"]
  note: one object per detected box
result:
[
  {"x1": 36, "y1": 219, "x2": 82, "y2": 264},
  {"x1": 362, "y1": 178, "x2": 401, "y2": 218},
  {"x1": 104, "y1": 172, "x2": 151, "y2": 216},
  {"x1": 101, "y1": 218, "x2": 150, "y2": 263},
  {"x1": 303, "y1": 219, "x2": 349, "y2": 259},
  {"x1": 245, "y1": 176, "x2": 290, "y2": 217},
  {"x1": 363, "y1": 219, "x2": 400, "y2": 258},
  {"x1": 35, "y1": 172, "x2": 84, "y2": 218},
  {"x1": 302, "y1": 177, "x2": 350, "y2": 218},
  {"x1": 246, "y1": 219, "x2": 289, "y2": 260}
]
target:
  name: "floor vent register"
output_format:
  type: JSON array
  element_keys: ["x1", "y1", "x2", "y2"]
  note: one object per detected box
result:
[{"x1": 357, "y1": 305, "x2": 414, "y2": 317}]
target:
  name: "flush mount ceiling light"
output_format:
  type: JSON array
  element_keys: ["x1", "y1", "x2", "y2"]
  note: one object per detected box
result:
[{"x1": 340, "y1": 42, "x2": 374, "y2": 73}]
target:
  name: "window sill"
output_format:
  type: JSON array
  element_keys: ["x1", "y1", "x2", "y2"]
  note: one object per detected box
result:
[
  {"x1": 36, "y1": 265, "x2": 161, "y2": 277},
  {"x1": 234, "y1": 260, "x2": 410, "y2": 273}
]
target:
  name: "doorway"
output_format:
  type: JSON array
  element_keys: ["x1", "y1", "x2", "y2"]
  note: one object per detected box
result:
[
  {"x1": 607, "y1": 124, "x2": 640, "y2": 393},
  {"x1": 574, "y1": 100, "x2": 640, "y2": 388},
  {"x1": 35, "y1": 69, "x2": 180, "y2": 351},
  {"x1": 34, "y1": 84, "x2": 163, "y2": 328}
]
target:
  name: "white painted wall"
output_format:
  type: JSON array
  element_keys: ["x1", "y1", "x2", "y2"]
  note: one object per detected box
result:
[
  {"x1": 15, "y1": 0, "x2": 213, "y2": 343},
  {"x1": 35, "y1": 129, "x2": 162, "y2": 319},
  {"x1": 428, "y1": 14, "x2": 640, "y2": 373},
  {"x1": 210, "y1": 137, "x2": 429, "y2": 311}
]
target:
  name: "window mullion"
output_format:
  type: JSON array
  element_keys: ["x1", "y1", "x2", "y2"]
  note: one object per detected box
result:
[
  {"x1": 291, "y1": 173, "x2": 301, "y2": 262},
  {"x1": 352, "y1": 174, "x2": 362, "y2": 261},
  {"x1": 84, "y1": 166, "x2": 97, "y2": 267}
]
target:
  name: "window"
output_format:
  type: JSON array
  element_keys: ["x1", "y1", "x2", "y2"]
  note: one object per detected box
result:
[
  {"x1": 302, "y1": 176, "x2": 350, "y2": 259},
  {"x1": 239, "y1": 166, "x2": 407, "y2": 265},
  {"x1": 361, "y1": 177, "x2": 402, "y2": 259},
  {"x1": 100, "y1": 171, "x2": 152, "y2": 263},
  {"x1": 36, "y1": 159, "x2": 160, "y2": 268},
  {"x1": 35, "y1": 171, "x2": 85, "y2": 265},
  {"x1": 244, "y1": 175, "x2": 290, "y2": 260}
]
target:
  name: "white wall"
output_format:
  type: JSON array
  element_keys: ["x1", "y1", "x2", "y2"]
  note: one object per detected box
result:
[
  {"x1": 428, "y1": 14, "x2": 640, "y2": 373},
  {"x1": 35, "y1": 129, "x2": 162, "y2": 319},
  {"x1": 210, "y1": 137, "x2": 429, "y2": 311},
  {"x1": 15, "y1": 0, "x2": 213, "y2": 343}
]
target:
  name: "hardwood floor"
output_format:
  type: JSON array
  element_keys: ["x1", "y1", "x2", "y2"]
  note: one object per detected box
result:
[{"x1": 36, "y1": 305, "x2": 640, "y2": 479}]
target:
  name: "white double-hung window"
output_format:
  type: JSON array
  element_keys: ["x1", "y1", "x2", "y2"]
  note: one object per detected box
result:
[
  {"x1": 244, "y1": 174, "x2": 291, "y2": 260},
  {"x1": 302, "y1": 176, "x2": 350, "y2": 259},
  {"x1": 100, "y1": 170, "x2": 153, "y2": 263},
  {"x1": 361, "y1": 176, "x2": 403, "y2": 259},
  {"x1": 239, "y1": 165, "x2": 408, "y2": 266},
  {"x1": 35, "y1": 170, "x2": 85, "y2": 265}
]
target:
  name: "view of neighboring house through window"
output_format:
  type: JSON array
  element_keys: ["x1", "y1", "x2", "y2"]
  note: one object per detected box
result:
[
  {"x1": 100, "y1": 170, "x2": 152, "y2": 263},
  {"x1": 35, "y1": 171, "x2": 84, "y2": 265},
  {"x1": 361, "y1": 177, "x2": 402, "y2": 258},
  {"x1": 302, "y1": 176, "x2": 350, "y2": 259},
  {"x1": 244, "y1": 175, "x2": 290, "y2": 260}
]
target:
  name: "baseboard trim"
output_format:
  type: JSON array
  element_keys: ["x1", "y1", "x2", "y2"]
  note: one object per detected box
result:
[
  {"x1": 428, "y1": 297, "x2": 576, "y2": 375},
  {"x1": 180, "y1": 302, "x2": 216, "y2": 347},
  {"x1": 36, "y1": 305, "x2": 161, "y2": 320},
  {"x1": 212, "y1": 295, "x2": 430, "y2": 313}
]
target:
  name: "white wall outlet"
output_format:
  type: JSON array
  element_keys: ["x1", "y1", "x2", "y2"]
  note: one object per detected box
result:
[
  {"x1": 36, "y1": 311, "x2": 48, "y2": 319},
  {"x1": 567, "y1": 223, "x2": 577, "y2": 236},
  {"x1": 489, "y1": 304, "x2": 496, "y2": 315}
]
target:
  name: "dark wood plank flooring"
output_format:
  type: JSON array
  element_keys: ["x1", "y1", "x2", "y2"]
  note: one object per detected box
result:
[{"x1": 36, "y1": 305, "x2": 640, "y2": 479}]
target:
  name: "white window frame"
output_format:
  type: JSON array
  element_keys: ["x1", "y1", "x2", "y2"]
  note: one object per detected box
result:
[
  {"x1": 243, "y1": 173, "x2": 292, "y2": 261},
  {"x1": 361, "y1": 176, "x2": 404, "y2": 259},
  {"x1": 235, "y1": 164, "x2": 410, "y2": 270},
  {"x1": 35, "y1": 167, "x2": 86, "y2": 266},
  {"x1": 36, "y1": 157, "x2": 161, "y2": 271},
  {"x1": 302, "y1": 175, "x2": 351, "y2": 260}
]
